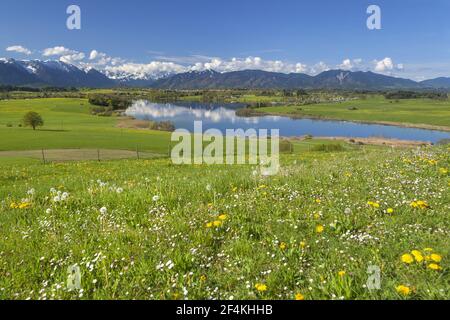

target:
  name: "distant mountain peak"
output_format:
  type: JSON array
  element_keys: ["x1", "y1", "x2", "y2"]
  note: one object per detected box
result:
[{"x1": 1, "y1": 58, "x2": 450, "y2": 89}]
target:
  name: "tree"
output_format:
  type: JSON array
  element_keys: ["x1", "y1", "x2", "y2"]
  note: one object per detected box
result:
[{"x1": 23, "y1": 112, "x2": 44, "y2": 130}]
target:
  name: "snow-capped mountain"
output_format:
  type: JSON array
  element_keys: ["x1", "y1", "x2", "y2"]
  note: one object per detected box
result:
[
  {"x1": 1, "y1": 58, "x2": 450, "y2": 89},
  {"x1": 0, "y1": 58, "x2": 114, "y2": 87}
]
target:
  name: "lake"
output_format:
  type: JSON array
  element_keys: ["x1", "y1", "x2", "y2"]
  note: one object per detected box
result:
[{"x1": 125, "y1": 100, "x2": 450, "y2": 143}]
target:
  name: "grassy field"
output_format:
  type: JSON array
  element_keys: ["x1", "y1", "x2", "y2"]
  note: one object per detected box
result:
[
  {"x1": 256, "y1": 96, "x2": 450, "y2": 130},
  {"x1": 0, "y1": 98, "x2": 171, "y2": 153},
  {"x1": 0, "y1": 96, "x2": 448, "y2": 300},
  {"x1": 0, "y1": 144, "x2": 448, "y2": 300}
]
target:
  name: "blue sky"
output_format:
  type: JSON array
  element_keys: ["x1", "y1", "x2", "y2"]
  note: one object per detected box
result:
[{"x1": 1, "y1": 0, "x2": 449, "y2": 80}]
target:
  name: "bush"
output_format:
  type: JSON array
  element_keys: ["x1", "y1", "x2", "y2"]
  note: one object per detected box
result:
[
  {"x1": 6, "y1": 123, "x2": 12, "y2": 127},
  {"x1": 311, "y1": 144, "x2": 345, "y2": 152},
  {"x1": 149, "y1": 121, "x2": 175, "y2": 132}
]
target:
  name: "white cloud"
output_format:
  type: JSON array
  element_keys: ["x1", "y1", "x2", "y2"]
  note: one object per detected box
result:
[
  {"x1": 89, "y1": 50, "x2": 100, "y2": 60},
  {"x1": 188, "y1": 56, "x2": 311, "y2": 74},
  {"x1": 60, "y1": 52, "x2": 86, "y2": 64},
  {"x1": 6, "y1": 45, "x2": 32, "y2": 55},
  {"x1": 373, "y1": 57, "x2": 405, "y2": 74},
  {"x1": 104, "y1": 61, "x2": 188, "y2": 80},
  {"x1": 337, "y1": 58, "x2": 364, "y2": 71},
  {"x1": 374, "y1": 57, "x2": 394, "y2": 72},
  {"x1": 42, "y1": 46, "x2": 77, "y2": 57},
  {"x1": 310, "y1": 61, "x2": 330, "y2": 74}
]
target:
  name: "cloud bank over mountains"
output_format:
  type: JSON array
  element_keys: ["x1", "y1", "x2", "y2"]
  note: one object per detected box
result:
[{"x1": 3, "y1": 44, "x2": 406, "y2": 80}]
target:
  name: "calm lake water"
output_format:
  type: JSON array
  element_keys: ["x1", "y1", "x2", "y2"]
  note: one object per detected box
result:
[{"x1": 126, "y1": 100, "x2": 450, "y2": 143}]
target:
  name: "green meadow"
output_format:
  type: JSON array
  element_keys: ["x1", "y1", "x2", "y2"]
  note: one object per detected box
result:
[
  {"x1": 256, "y1": 96, "x2": 450, "y2": 129},
  {"x1": 0, "y1": 98, "x2": 171, "y2": 153},
  {"x1": 0, "y1": 96, "x2": 448, "y2": 300}
]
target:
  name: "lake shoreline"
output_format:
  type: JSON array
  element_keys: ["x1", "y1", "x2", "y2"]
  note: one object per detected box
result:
[{"x1": 245, "y1": 109, "x2": 450, "y2": 132}]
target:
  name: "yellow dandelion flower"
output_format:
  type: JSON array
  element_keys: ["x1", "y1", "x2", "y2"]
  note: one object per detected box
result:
[
  {"x1": 387, "y1": 208, "x2": 394, "y2": 214},
  {"x1": 279, "y1": 242, "x2": 287, "y2": 250},
  {"x1": 367, "y1": 201, "x2": 380, "y2": 208},
  {"x1": 396, "y1": 285, "x2": 411, "y2": 296},
  {"x1": 338, "y1": 270, "x2": 346, "y2": 277},
  {"x1": 411, "y1": 250, "x2": 424, "y2": 263},
  {"x1": 315, "y1": 198, "x2": 322, "y2": 204},
  {"x1": 295, "y1": 293, "x2": 305, "y2": 300},
  {"x1": 255, "y1": 283, "x2": 267, "y2": 292},
  {"x1": 401, "y1": 254, "x2": 414, "y2": 264},
  {"x1": 439, "y1": 168, "x2": 448, "y2": 175},
  {"x1": 428, "y1": 263, "x2": 442, "y2": 271},
  {"x1": 300, "y1": 241, "x2": 306, "y2": 249},
  {"x1": 206, "y1": 222, "x2": 213, "y2": 228},
  {"x1": 424, "y1": 248, "x2": 433, "y2": 252},
  {"x1": 218, "y1": 214, "x2": 228, "y2": 221},
  {"x1": 213, "y1": 220, "x2": 222, "y2": 227},
  {"x1": 411, "y1": 201, "x2": 429, "y2": 209},
  {"x1": 315, "y1": 225, "x2": 324, "y2": 233},
  {"x1": 430, "y1": 254, "x2": 442, "y2": 263},
  {"x1": 200, "y1": 275, "x2": 207, "y2": 282}
]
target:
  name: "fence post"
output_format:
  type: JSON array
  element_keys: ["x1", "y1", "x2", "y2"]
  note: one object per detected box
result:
[
  {"x1": 97, "y1": 149, "x2": 100, "y2": 162},
  {"x1": 41, "y1": 149, "x2": 46, "y2": 164},
  {"x1": 136, "y1": 145, "x2": 140, "y2": 160}
]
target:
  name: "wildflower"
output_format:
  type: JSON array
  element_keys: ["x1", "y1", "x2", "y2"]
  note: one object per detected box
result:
[
  {"x1": 10, "y1": 202, "x2": 18, "y2": 209},
  {"x1": 401, "y1": 254, "x2": 414, "y2": 264},
  {"x1": 295, "y1": 293, "x2": 305, "y2": 300},
  {"x1": 152, "y1": 195, "x2": 160, "y2": 202},
  {"x1": 411, "y1": 250, "x2": 424, "y2": 263},
  {"x1": 430, "y1": 254, "x2": 442, "y2": 263},
  {"x1": 300, "y1": 241, "x2": 306, "y2": 249},
  {"x1": 200, "y1": 275, "x2": 207, "y2": 282},
  {"x1": 424, "y1": 248, "x2": 433, "y2": 252},
  {"x1": 45, "y1": 208, "x2": 52, "y2": 214},
  {"x1": 439, "y1": 168, "x2": 448, "y2": 175},
  {"x1": 410, "y1": 201, "x2": 429, "y2": 209},
  {"x1": 99, "y1": 207, "x2": 107, "y2": 214},
  {"x1": 315, "y1": 225, "x2": 324, "y2": 233},
  {"x1": 428, "y1": 263, "x2": 442, "y2": 271},
  {"x1": 338, "y1": 270, "x2": 346, "y2": 277},
  {"x1": 315, "y1": 198, "x2": 322, "y2": 204},
  {"x1": 116, "y1": 187, "x2": 124, "y2": 194},
  {"x1": 396, "y1": 285, "x2": 411, "y2": 296},
  {"x1": 387, "y1": 208, "x2": 394, "y2": 214},
  {"x1": 367, "y1": 201, "x2": 380, "y2": 208},
  {"x1": 18, "y1": 202, "x2": 31, "y2": 209},
  {"x1": 344, "y1": 208, "x2": 352, "y2": 215},
  {"x1": 213, "y1": 220, "x2": 222, "y2": 227},
  {"x1": 206, "y1": 222, "x2": 213, "y2": 228},
  {"x1": 218, "y1": 214, "x2": 228, "y2": 221},
  {"x1": 255, "y1": 283, "x2": 267, "y2": 292},
  {"x1": 279, "y1": 242, "x2": 287, "y2": 250}
]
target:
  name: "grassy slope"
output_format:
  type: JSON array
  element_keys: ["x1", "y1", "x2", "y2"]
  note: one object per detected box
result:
[
  {"x1": 0, "y1": 98, "x2": 171, "y2": 152},
  {"x1": 0, "y1": 146, "x2": 448, "y2": 300},
  {"x1": 257, "y1": 97, "x2": 450, "y2": 129}
]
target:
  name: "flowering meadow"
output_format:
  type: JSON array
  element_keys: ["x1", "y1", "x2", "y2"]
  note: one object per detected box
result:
[{"x1": 0, "y1": 145, "x2": 448, "y2": 300}]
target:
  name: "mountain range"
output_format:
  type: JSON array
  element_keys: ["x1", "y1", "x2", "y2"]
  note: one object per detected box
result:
[{"x1": 2, "y1": 58, "x2": 450, "y2": 90}]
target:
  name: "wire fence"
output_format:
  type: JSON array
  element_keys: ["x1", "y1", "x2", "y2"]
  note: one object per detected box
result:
[{"x1": 0, "y1": 148, "x2": 167, "y2": 163}]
